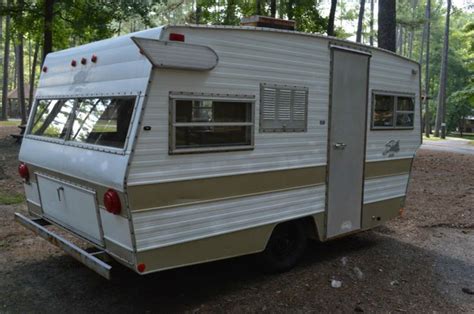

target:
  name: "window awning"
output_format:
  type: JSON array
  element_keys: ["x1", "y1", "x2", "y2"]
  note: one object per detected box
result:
[{"x1": 131, "y1": 37, "x2": 219, "y2": 71}]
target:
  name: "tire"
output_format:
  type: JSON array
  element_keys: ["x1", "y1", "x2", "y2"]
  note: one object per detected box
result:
[{"x1": 258, "y1": 220, "x2": 307, "y2": 273}]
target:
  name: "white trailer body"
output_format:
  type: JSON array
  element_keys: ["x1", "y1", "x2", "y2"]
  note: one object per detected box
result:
[{"x1": 16, "y1": 24, "x2": 421, "y2": 279}]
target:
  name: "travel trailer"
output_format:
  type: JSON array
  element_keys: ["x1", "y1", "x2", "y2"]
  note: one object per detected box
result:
[{"x1": 16, "y1": 19, "x2": 422, "y2": 279}]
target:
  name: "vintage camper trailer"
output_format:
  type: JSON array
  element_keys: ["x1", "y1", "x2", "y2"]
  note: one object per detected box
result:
[{"x1": 16, "y1": 21, "x2": 422, "y2": 279}]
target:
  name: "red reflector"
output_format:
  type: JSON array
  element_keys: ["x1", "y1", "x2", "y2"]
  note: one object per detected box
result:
[
  {"x1": 71, "y1": 59, "x2": 77, "y2": 67},
  {"x1": 103, "y1": 189, "x2": 121, "y2": 215},
  {"x1": 81, "y1": 57, "x2": 87, "y2": 65},
  {"x1": 169, "y1": 33, "x2": 185, "y2": 42},
  {"x1": 137, "y1": 263, "x2": 146, "y2": 273},
  {"x1": 18, "y1": 162, "x2": 29, "y2": 180},
  {"x1": 91, "y1": 54, "x2": 97, "y2": 63}
]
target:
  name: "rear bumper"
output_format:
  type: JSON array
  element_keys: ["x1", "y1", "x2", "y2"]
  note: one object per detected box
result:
[{"x1": 14, "y1": 212, "x2": 112, "y2": 280}]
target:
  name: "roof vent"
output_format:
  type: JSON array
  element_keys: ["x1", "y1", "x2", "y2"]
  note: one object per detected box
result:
[{"x1": 240, "y1": 16, "x2": 295, "y2": 31}]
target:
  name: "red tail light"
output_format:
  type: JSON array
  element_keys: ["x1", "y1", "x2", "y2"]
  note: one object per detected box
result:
[
  {"x1": 91, "y1": 54, "x2": 97, "y2": 63},
  {"x1": 169, "y1": 33, "x2": 185, "y2": 42},
  {"x1": 104, "y1": 189, "x2": 121, "y2": 215},
  {"x1": 137, "y1": 263, "x2": 146, "y2": 273},
  {"x1": 18, "y1": 162, "x2": 29, "y2": 180},
  {"x1": 71, "y1": 59, "x2": 77, "y2": 67}
]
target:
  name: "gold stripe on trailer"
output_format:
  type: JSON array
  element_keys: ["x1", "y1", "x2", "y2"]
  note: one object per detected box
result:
[
  {"x1": 128, "y1": 158, "x2": 413, "y2": 211},
  {"x1": 364, "y1": 158, "x2": 413, "y2": 178},
  {"x1": 128, "y1": 166, "x2": 327, "y2": 211}
]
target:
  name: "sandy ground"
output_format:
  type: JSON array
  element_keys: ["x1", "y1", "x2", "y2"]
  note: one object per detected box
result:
[{"x1": 0, "y1": 130, "x2": 473, "y2": 313}]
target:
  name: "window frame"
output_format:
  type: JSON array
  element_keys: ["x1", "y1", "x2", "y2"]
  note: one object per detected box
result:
[
  {"x1": 371, "y1": 90, "x2": 416, "y2": 130},
  {"x1": 169, "y1": 92, "x2": 255, "y2": 155},
  {"x1": 25, "y1": 94, "x2": 140, "y2": 154},
  {"x1": 259, "y1": 83, "x2": 309, "y2": 133}
]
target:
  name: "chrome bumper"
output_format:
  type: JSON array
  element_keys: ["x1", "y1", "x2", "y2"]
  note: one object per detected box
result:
[{"x1": 14, "y1": 213, "x2": 112, "y2": 280}]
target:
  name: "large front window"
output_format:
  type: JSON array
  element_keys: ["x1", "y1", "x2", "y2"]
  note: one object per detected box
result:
[{"x1": 28, "y1": 96, "x2": 136, "y2": 149}]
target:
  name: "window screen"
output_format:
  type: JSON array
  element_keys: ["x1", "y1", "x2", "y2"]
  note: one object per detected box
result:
[
  {"x1": 170, "y1": 94, "x2": 254, "y2": 154},
  {"x1": 260, "y1": 83, "x2": 308, "y2": 132},
  {"x1": 372, "y1": 92, "x2": 415, "y2": 129}
]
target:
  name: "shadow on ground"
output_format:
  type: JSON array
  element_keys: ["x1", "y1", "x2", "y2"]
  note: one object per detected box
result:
[{"x1": 1, "y1": 230, "x2": 468, "y2": 313}]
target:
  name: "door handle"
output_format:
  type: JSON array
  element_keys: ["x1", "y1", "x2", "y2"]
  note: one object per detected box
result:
[
  {"x1": 333, "y1": 142, "x2": 347, "y2": 150},
  {"x1": 57, "y1": 187, "x2": 64, "y2": 201}
]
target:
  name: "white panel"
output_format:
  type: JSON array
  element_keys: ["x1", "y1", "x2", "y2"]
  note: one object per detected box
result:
[
  {"x1": 20, "y1": 138, "x2": 129, "y2": 191},
  {"x1": 363, "y1": 174, "x2": 410, "y2": 204},
  {"x1": 99, "y1": 208, "x2": 133, "y2": 250},
  {"x1": 36, "y1": 28, "x2": 160, "y2": 97},
  {"x1": 37, "y1": 174, "x2": 102, "y2": 244},
  {"x1": 366, "y1": 50, "x2": 422, "y2": 161},
  {"x1": 133, "y1": 185, "x2": 326, "y2": 251},
  {"x1": 132, "y1": 37, "x2": 218, "y2": 71},
  {"x1": 24, "y1": 182, "x2": 40, "y2": 206},
  {"x1": 128, "y1": 28, "x2": 330, "y2": 185}
]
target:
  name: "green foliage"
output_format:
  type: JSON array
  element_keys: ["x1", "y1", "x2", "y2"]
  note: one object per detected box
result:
[
  {"x1": 447, "y1": 88, "x2": 474, "y2": 132},
  {"x1": 0, "y1": 192, "x2": 24, "y2": 205}
]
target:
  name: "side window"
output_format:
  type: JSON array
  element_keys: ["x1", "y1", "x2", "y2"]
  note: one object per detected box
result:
[
  {"x1": 169, "y1": 93, "x2": 255, "y2": 154},
  {"x1": 260, "y1": 83, "x2": 308, "y2": 132},
  {"x1": 372, "y1": 92, "x2": 415, "y2": 129}
]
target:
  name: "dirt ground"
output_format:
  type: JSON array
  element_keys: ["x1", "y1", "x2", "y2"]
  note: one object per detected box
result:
[{"x1": 0, "y1": 129, "x2": 473, "y2": 313}]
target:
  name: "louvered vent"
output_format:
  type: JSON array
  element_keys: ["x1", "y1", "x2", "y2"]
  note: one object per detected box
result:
[
  {"x1": 262, "y1": 88, "x2": 276, "y2": 120},
  {"x1": 260, "y1": 83, "x2": 308, "y2": 132}
]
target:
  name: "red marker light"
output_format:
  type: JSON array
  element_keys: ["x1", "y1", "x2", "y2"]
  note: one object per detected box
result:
[
  {"x1": 137, "y1": 263, "x2": 146, "y2": 273},
  {"x1": 18, "y1": 162, "x2": 29, "y2": 180},
  {"x1": 103, "y1": 189, "x2": 121, "y2": 215},
  {"x1": 91, "y1": 54, "x2": 97, "y2": 63},
  {"x1": 169, "y1": 33, "x2": 185, "y2": 42},
  {"x1": 42, "y1": 66, "x2": 48, "y2": 73},
  {"x1": 71, "y1": 59, "x2": 77, "y2": 67},
  {"x1": 81, "y1": 57, "x2": 87, "y2": 65}
]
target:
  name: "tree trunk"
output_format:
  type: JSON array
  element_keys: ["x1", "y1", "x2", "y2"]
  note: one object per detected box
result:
[
  {"x1": 42, "y1": 0, "x2": 54, "y2": 64},
  {"x1": 224, "y1": 0, "x2": 236, "y2": 25},
  {"x1": 195, "y1": 0, "x2": 202, "y2": 24},
  {"x1": 256, "y1": 0, "x2": 262, "y2": 15},
  {"x1": 378, "y1": 0, "x2": 396, "y2": 52},
  {"x1": 1, "y1": 0, "x2": 11, "y2": 121},
  {"x1": 16, "y1": 43, "x2": 26, "y2": 125},
  {"x1": 287, "y1": 0, "x2": 295, "y2": 20},
  {"x1": 424, "y1": 0, "x2": 431, "y2": 137},
  {"x1": 356, "y1": 0, "x2": 366, "y2": 43},
  {"x1": 369, "y1": 0, "x2": 374, "y2": 46},
  {"x1": 434, "y1": 0, "x2": 451, "y2": 138},
  {"x1": 327, "y1": 0, "x2": 337, "y2": 36},
  {"x1": 270, "y1": 0, "x2": 276, "y2": 17},
  {"x1": 28, "y1": 42, "x2": 39, "y2": 114}
]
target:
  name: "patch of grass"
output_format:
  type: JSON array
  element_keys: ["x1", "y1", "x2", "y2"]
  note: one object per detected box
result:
[
  {"x1": 447, "y1": 133, "x2": 474, "y2": 141},
  {"x1": 423, "y1": 136, "x2": 444, "y2": 141},
  {"x1": 0, "y1": 120, "x2": 21, "y2": 127},
  {"x1": 0, "y1": 192, "x2": 25, "y2": 205}
]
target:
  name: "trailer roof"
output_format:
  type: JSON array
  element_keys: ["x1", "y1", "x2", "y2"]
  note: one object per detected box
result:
[{"x1": 164, "y1": 24, "x2": 419, "y2": 66}]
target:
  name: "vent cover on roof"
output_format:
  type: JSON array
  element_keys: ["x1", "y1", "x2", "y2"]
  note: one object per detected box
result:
[{"x1": 240, "y1": 16, "x2": 295, "y2": 30}]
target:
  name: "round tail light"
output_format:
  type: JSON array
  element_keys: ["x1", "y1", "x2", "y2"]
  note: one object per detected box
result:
[
  {"x1": 18, "y1": 162, "x2": 29, "y2": 180},
  {"x1": 104, "y1": 189, "x2": 121, "y2": 215}
]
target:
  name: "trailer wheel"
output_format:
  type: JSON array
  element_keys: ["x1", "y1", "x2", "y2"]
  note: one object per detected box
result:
[{"x1": 259, "y1": 220, "x2": 307, "y2": 273}]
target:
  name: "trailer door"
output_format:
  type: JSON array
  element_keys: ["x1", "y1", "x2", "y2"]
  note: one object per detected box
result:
[{"x1": 326, "y1": 46, "x2": 370, "y2": 239}]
